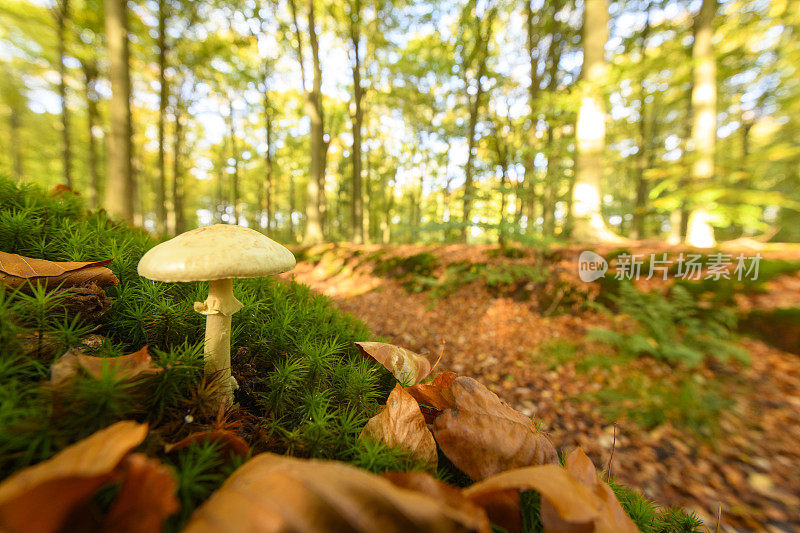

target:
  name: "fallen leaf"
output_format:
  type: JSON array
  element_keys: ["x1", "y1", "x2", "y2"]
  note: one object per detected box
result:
[
  {"x1": 432, "y1": 377, "x2": 558, "y2": 481},
  {"x1": 464, "y1": 465, "x2": 600, "y2": 533},
  {"x1": 184, "y1": 452, "x2": 489, "y2": 533},
  {"x1": 355, "y1": 341, "x2": 441, "y2": 385},
  {"x1": 405, "y1": 371, "x2": 458, "y2": 411},
  {"x1": 540, "y1": 448, "x2": 638, "y2": 533},
  {"x1": 360, "y1": 385, "x2": 438, "y2": 469},
  {"x1": 165, "y1": 430, "x2": 250, "y2": 458},
  {"x1": 101, "y1": 453, "x2": 179, "y2": 533},
  {"x1": 383, "y1": 471, "x2": 490, "y2": 531},
  {"x1": 50, "y1": 346, "x2": 159, "y2": 386},
  {"x1": 0, "y1": 251, "x2": 118, "y2": 291},
  {"x1": 0, "y1": 421, "x2": 148, "y2": 533}
]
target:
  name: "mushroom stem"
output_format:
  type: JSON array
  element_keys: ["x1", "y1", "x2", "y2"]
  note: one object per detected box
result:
[{"x1": 194, "y1": 278, "x2": 243, "y2": 407}]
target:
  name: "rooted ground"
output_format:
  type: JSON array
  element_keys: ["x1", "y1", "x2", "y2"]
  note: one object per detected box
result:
[{"x1": 284, "y1": 243, "x2": 800, "y2": 532}]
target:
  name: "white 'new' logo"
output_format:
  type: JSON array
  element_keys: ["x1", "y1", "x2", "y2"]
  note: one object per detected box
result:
[{"x1": 578, "y1": 251, "x2": 608, "y2": 282}]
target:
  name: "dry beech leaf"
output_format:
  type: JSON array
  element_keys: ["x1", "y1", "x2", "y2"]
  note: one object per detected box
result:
[
  {"x1": 0, "y1": 251, "x2": 118, "y2": 291},
  {"x1": 101, "y1": 453, "x2": 180, "y2": 533},
  {"x1": 405, "y1": 371, "x2": 458, "y2": 411},
  {"x1": 165, "y1": 430, "x2": 250, "y2": 458},
  {"x1": 464, "y1": 465, "x2": 601, "y2": 533},
  {"x1": 360, "y1": 385, "x2": 438, "y2": 469},
  {"x1": 382, "y1": 471, "x2": 490, "y2": 532},
  {"x1": 0, "y1": 421, "x2": 148, "y2": 533},
  {"x1": 540, "y1": 449, "x2": 638, "y2": 533},
  {"x1": 184, "y1": 452, "x2": 488, "y2": 533},
  {"x1": 432, "y1": 377, "x2": 558, "y2": 481},
  {"x1": 355, "y1": 341, "x2": 442, "y2": 385},
  {"x1": 50, "y1": 346, "x2": 159, "y2": 386}
]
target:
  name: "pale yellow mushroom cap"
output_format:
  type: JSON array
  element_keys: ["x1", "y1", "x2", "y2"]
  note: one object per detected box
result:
[{"x1": 137, "y1": 224, "x2": 296, "y2": 282}]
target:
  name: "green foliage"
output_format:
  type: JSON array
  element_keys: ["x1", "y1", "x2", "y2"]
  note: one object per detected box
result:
[
  {"x1": 587, "y1": 373, "x2": 733, "y2": 438},
  {"x1": 589, "y1": 282, "x2": 749, "y2": 367},
  {"x1": 0, "y1": 178, "x2": 397, "y2": 474},
  {"x1": 531, "y1": 339, "x2": 578, "y2": 370}
]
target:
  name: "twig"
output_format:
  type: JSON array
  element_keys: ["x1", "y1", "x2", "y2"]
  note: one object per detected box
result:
[
  {"x1": 713, "y1": 505, "x2": 722, "y2": 533},
  {"x1": 605, "y1": 424, "x2": 617, "y2": 482}
]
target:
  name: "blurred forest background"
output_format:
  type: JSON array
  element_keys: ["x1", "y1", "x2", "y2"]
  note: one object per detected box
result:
[{"x1": 0, "y1": 0, "x2": 798, "y2": 246}]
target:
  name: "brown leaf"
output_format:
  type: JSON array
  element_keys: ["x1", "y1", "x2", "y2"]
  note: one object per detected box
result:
[
  {"x1": 383, "y1": 471, "x2": 490, "y2": 532},
  {"x1": 164, "y1": 430, "x2": 250, "y2": 458},
  {"x1": 464, "y1": 465, "x2": 601, "y2": 533},
  {"x1": 405, "y1": 371, "x2": 458, "y2": 411},
  {"x1": 101, "y1": 453, "x2": 180, "y2": 533},
  {"x1": 184, "y1": 453, "x2": 490, "y2": 533},
  {"x1": 61, "y1": 283, "x2": 114, "y2": 320},
  {"x1": 0, "y1": 421, "x2": 148, "y2": 533},
  {"x1": 0, "y1": 251, "x2": 118, "y2": 291},
  {"x1": 432, "y1": 377, "x2": 558, "y2": 481},
  {"x1": 355, "y1": 341, "x2": 442, "y2": 385},
  {"x1": 360, "y1": 385, "x2": 438, "y2": 469},
  {"x1": 50, "y1": 346, "x2": 159, "y2": 386},
  {"x1": 540, "y1": 448, "x2": 638, "y2": 533}
]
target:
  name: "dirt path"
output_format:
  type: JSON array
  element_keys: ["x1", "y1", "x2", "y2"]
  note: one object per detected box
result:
[{"x1": 284, "y1": 243, "x2": 800, "y2": 531}]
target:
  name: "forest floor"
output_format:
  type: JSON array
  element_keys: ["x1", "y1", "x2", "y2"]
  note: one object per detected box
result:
[{"x1": 283, "y1": 242, "x2": 800, "y2": 532}]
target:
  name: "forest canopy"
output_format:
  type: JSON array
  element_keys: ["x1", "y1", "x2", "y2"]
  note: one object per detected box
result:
[{"x1": 0, "y1": 0, "x2": 798, "y2": 245}]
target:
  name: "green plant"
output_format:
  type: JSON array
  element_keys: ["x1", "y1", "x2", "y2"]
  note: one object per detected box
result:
[
  {"x1": 589, "y1": 282, "x2": 749, "y2": 367},
  {"x1": 531, "y1": 339, "x2": 579, "y2": 370}
]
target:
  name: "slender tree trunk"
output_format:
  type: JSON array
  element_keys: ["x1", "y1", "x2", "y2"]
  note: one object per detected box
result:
[
  {"x1": 571, "y1": 0, "x2": 621, "y2": 242},
  {"x1": 104, "y1": 0, "x2": 134, "y2": 221},
  {"x1": 685, "y1": 0, "x2": 718, "y2": 247},
  {"x1": 172, "y1": 100, "x2": 185, "y2": 234},
  {"x1": 9, "y1": 108, "x2": 23, "y2": 181},
  {"x1": 349, "y1": 0, "x2": 364, "y2": 244},
  {"x1": 541, "y1": 21, "x2": 563, "y2": 237},
  {"x1": 631, "y1": 4, "x2": 651, "y2": 240},
  {"x1": 56, "y1": 0, "x2": 72, "y2": 188},
  {"x1": 524, "y1": 0, "x2": 542, "y2": 235},
  {"x1": 461, "y1": 7, "x2": 495, "y2": 242},
  {"x1": 155, "y1": 0, "x2": 168, "y2": 234},
  {"x1": 363, "y1": 147, "x2": 371, "y2": 243},
  {"x1": 289, "y1": 0, "x2": 326, "y2": 244},
  {"x1": 214, "y1": 143, "x2": 225, "y2": 224},
  {"x1": 263, "y1": 94, "x2": 274, "y2": 231},
  {"x1": 83, "y1": 61, "x2": 100, "y2": 209},
  {"x1": 227, "y1": 99, "x2": 241, "y2": 224}
]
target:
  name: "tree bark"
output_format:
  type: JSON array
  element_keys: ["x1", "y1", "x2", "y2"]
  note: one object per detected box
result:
[
  {"x1": 155, "y1": 0, "x2": 168, "y2": 234},
  {"x1": 461, "y1": 6, "x2": 495, "y2": 242},
  {"x1": 263, "y1": 93, "x2": 274, "y2": 232},
  {"x1": 227, "y1": 99, "x2": 241, "y2": 224},
  {"x1": 9, "y1": 107, "x2": 23, "y2": 181},
  {"x1": 685, "y1": 0, "x2": 718, "y2": 247},
  {"x1": 104, "y1": 0, "x2": 134, "y2": 221},
  {"x1": 524, "y1": 0, "x2": 542, "y2": 235},
  {"x1": 82, "y1": 61, "x2": 100, "y2": 209},
  {"x1": 571, "y1": 0, "x2": 622, "y2": 242},
  {"x1": 172, "y1": 98, "x2": 186, "y2": 234},
  {"x1": 348, "y1": 0, "x2": 364, "y2": 244},
  {"x1": 631, "y1": 3, "x2": 651, "y2": 240},
  {"x1": 289, "y1": 0, "x2": 326, "y2": 244},
  {"x1": 56, "y1": 0, "x2": 72, "y2": 188}
]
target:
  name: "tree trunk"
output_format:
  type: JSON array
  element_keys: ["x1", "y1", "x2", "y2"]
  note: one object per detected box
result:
[
  {"x1": 9, "y1": 107, "x2": 23, "y2": 181},
  {"x1": 524, "y1": 0, "x2": 542, "y2": 236},
  {"x1": 56, "y1": 0, "x2": 72, "y2": 188},
  {"x1": 83, "y1": 61, "x2": 100, "y2": 209},
  {"x1": 363, "y1": 147, "x2": 371, "y2": 243},
  {"x1": 263, "y1": 94, "x2": 274, "y2": 232},
  {"x1": 289, "y1": 0, "x2": 326, "y2": 244},
  {"x1": 172, "y1": 100, "x2": 186, "y2": 234},
  {"x1": 104, "y1": 0, "x2": 134, "y2": 221},
  {"x1": 571, "y1": 0, "x2": 622, "y2": 242},
  {"x1": 631, "y1": 4, "x2": 651, "y2": 240},
  {"x1": 227, "y1": 99, "x2": 241, "y2": 224},
  {"x1": 155, "y1": 0, "x2": 168, "y2": 234},
  {"x1": 461, "y1": 7, "x2": 495, "y2": 242},
  {"x1": 349, "y1": 0, "x2": 364, "y2": 244},
  {"x1": 541, "y1": 15, "x2": 563, "y2": 238},
  {"x1": 685, "y1": 0, "x2": 717, "y2": 248}
]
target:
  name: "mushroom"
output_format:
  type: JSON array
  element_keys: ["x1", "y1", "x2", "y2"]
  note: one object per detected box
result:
[{"x1": 137, "y1": 224, "x2": 296, "y2": 407}]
